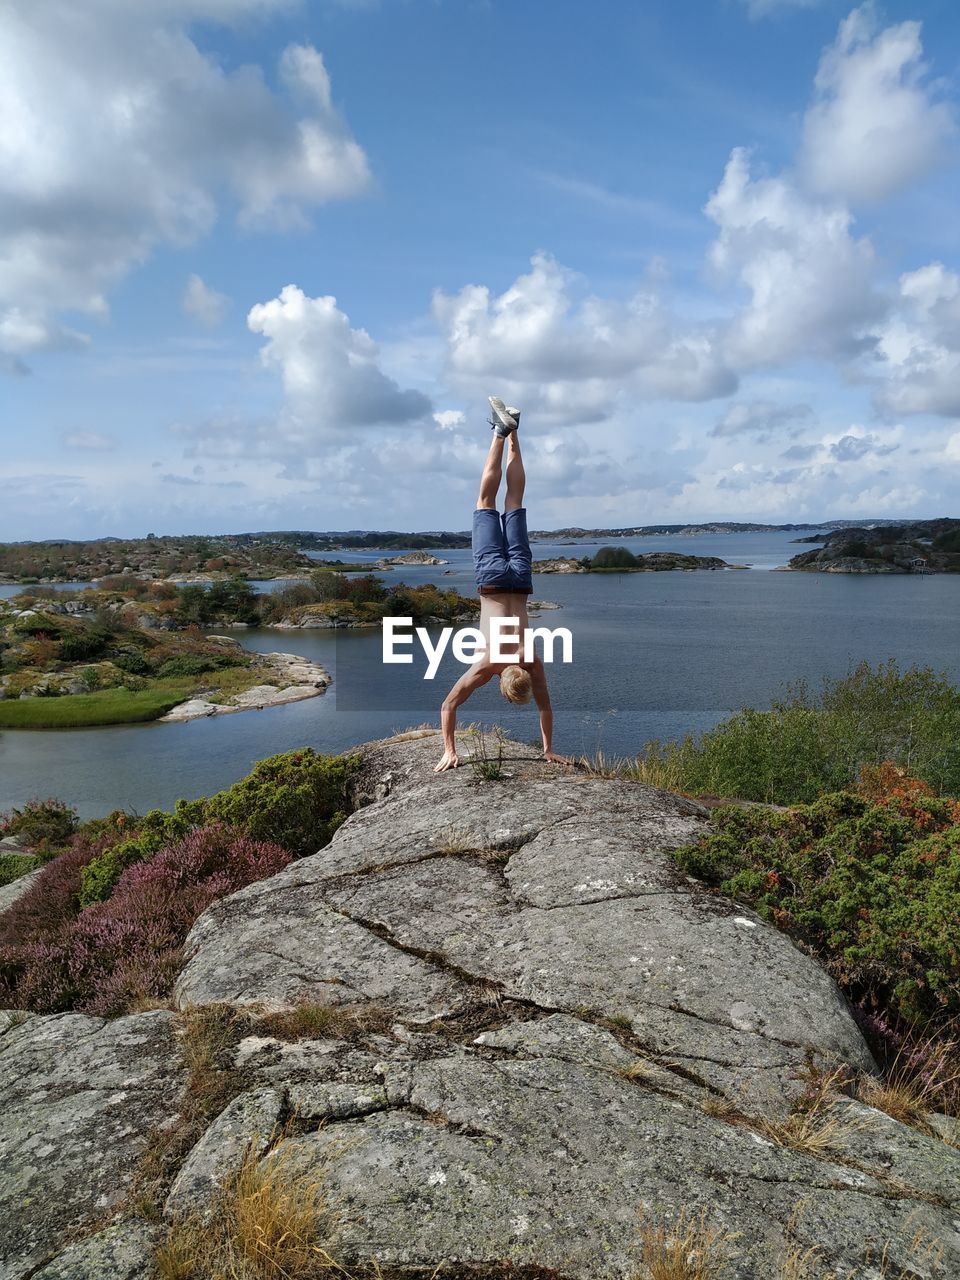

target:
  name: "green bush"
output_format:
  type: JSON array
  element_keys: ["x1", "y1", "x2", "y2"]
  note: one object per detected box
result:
[
  {"x1": 12, "y1": 615, "x2": 63, "y2": 637},
  {"x1": 673, "y1": 788, "x2": 960, "y2": 1022},
  {"x1": 78, "y1": 748, "x2": 360, "y2": 903},
  {"x1": 58, "y1": 628, "x2": 112, "y2": 661},
  {"x1": 1, "y1": 797, "x2": 79, "y2": 848},
  {"x1": 156, "y1": 653, "x2": 242, "y2": 678},
  {"x1": 78, "y1": 810, "x2": 193, "y2": 906},
  {"x1": 642, "y1": 660, "x2": 960, "y2": 803},
  {"x1": 176, "y1": 747, "x2": 361, "y2": 857},
  {"x1": 113, "y1": 651, "x2": 150, "y2": 675},
  {"x1": 0, "y1": 853, "x2": 41, "y2": 888}
]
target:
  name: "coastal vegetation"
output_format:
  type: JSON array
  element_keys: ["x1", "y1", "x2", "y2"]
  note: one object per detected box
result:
[
  {"x1": 0, "y1": 572, "x2": 475, "y2": 726},
  {"x1": 0, "y1": 597, "x2": 278, "y2": 728},
  {"x1": 0, "y1": 748, "x2": 359, "y2": 1016},
  {"x1": 638, "y1": 660, "x2": 960, "y2": 803}
]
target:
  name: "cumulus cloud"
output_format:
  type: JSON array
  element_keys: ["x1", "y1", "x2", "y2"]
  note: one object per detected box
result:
[
  {"x1": 705, "y1": 148, "x2": 882, "y2": 368},
  {"x1": 711, "y1": 399, "x2": 814, "y2": 439},
  {"x1": 0, "y1": 1, "x2": 370, "y2": 369},
  {"x1": 800, "y1": 5, "x2": 954, "y2": 204},
  {"x1": 874, "y1": 262, "x2": 960, "y2": 418},
  {"x1": 183, "y1": 275, "x2": 229, "y2": 328},
  {"x1": 433, "y1": 252, "x2": 734, "y2": 423},
  {"x1": 246, "y1": 284, "x2": 432, "y2": 434}
]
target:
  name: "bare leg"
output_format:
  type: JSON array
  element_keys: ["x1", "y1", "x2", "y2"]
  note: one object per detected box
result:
[
  {"x1": 504, "y1": 433, "x2": 525, "y2": 511},
  {"x1": 477, "y1": 435, "x2": 505, "y2": 509}
]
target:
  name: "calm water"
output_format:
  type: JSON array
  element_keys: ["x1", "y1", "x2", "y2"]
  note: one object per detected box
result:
[{"x1": 2, "y1": 529, "x2": 958, "y2": 817}]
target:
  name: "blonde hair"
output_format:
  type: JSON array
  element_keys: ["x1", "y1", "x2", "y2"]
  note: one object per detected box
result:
[{"x1": 500, "y1": 665, "x2": 533, "y2": 705}]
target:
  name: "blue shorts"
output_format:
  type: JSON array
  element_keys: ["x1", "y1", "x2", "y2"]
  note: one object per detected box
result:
[{"x1": 473, "y1": 507, "x2": 533, "y2": 594}]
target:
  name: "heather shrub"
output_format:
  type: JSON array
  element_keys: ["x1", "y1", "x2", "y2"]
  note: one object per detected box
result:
[
  {"x1": 642, "y1": 660, "x2": 960, "y2": 804},
  {"x1": 0, "y1": 831, "x2": 119, "y2": 950},
  {"x1": 673, "y1": 777, "x2": 960, "y2": 1022},
  {"x1": 78, "y1": 809, "x2": 193, "y2": 907},
  {"x1": 174, "y1": 747, "x2": 360, "y2": 857},
  {"x1": 3, "y1": 823, "x2": 291, "y2": 1015},
  {"x1": 0, "y1": 796, "x2": 79, "y2": 850}
]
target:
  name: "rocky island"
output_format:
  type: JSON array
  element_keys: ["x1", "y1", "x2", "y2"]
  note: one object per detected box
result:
[
  {"x1": 785, "y1": 519, "x2": 960, "y2": 573},
  {"x1": 534, "y1": 546, "x2": 734, "y2": 573},
  {"x1": 1, "y1": 730, "x2": 958, "y2": 1279}
]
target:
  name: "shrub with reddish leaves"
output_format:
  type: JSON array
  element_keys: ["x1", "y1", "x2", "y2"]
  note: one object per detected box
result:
[
  {"x1": 0, "y1": 828, "x2": 126, "y2": 949},
  {"x1": 0, "y1": 823, "x2": 291, "y2": 1016}
]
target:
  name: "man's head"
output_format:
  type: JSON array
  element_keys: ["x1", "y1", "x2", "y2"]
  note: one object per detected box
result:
[{"x1": 500, "y1": 665, "x2": 533, "y2": 704}]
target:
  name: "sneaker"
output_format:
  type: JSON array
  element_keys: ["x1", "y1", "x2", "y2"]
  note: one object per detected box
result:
[{"x1": 488, "y1": 396, "x2": 519, "y2": 437}]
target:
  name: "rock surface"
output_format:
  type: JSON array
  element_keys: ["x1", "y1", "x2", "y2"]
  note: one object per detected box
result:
[
  {"x1": 4, "y1": 731, "x2": 960, "y2": 1279},
  {"x1": 0, "y1": 868, "x2": 42, "y2": 915},
  {"x1": 159, "y1": 650, "x2": 330, "y2": 720},
  {"x1": 0, "y1": 1009, "x2": 185, "y2": 1280},
  {"x1": 176, "y1": 733, "x2": 872, "y2": 1113}
]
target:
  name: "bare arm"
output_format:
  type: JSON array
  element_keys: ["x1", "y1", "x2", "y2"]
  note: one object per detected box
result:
[
  {"x1": 435, "y1": 662, "x2": 494, "y2": 772},
  {"x1": 530, "y1": 656, "x2": 572, "y2": 764}
]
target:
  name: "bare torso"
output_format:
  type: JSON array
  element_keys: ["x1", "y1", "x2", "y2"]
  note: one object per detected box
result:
[{"x1": 477, "y1": 592, "x2": 532, "y2": 670}]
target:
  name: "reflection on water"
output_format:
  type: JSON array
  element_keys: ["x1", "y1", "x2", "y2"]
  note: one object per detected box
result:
[{"x1": 2, "y1": 531, "x2": 958, "y2": 817}]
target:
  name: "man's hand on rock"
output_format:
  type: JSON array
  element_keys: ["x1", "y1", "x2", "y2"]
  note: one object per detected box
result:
[{"x1": 434, "y1": 750, "x2": 460, "y2": 772}]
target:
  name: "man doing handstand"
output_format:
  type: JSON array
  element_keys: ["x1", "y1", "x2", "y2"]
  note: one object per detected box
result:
[{"x1": 434, "y1": 397, "x2": 571, "y2": 772}]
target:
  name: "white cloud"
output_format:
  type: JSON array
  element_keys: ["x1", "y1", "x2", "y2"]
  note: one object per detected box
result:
[
  {"x1": 246, "y1": 284, "x2": 432, "y2": 434},
  {"x1": 0, "y1": 2, "x2": 371, "y2": 369},
  {"x1": 874, "y1": 262, "x2": 960, "y2": 418},
  {"x1": 800, "y1": 5, "x2": 954, "y2": 204},
  {"x1": 711, "y1": 399, "x2": 814, "y2": 439},
  {"x1": 183, "y1": 274, "x2": 229, "y2": 328},
  {"x1": 433, "y1": 410, "x2": 465, "y2": 430},
  {"x1": 705, "y1": 148, "x2": 882, "y2": 367},
  {"x1": 433, "y1": 252, "x2": 734, "y2": 424},
  {"x1": 946, "y1": 432, "x2": 960, "y2": 464}
]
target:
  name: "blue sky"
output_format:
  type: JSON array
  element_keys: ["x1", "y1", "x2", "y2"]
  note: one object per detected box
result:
[{"x1": 3, "y1": 0, "x2": 960, "y2": 538}]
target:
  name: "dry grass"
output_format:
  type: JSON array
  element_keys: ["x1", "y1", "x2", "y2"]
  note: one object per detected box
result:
[
  {"x1": 133, "y1": 1005, "x2": 251, "y2": 1219},
  {"x1": 256, "y1": 1001, "x2": 394, "y2": 1044},
  {"x1": 619, "y1": 1058, "x2": 661, "y2": 1084},
  {"x1": 633, "y1": 1206, "x2": 738, "y2": 1279},
  {"x1": 857, "y1": 1031, "x2": 960, "y2": 1141},
  {"x1": 434, "y1": 825, "x2": 482, "y2": 856},
  {"x1": 155, "y1": 1141, "x2": 347, "y2": 1280},
  {"x1": 579, "y1": 750, "x2": 684, "y2": 792},
  {"x1": 701, "y1": 1068, "x2": 868, "y2": 1161},
  {"x1": 384, "y1": 727, "x2": 439, "y2": 743}
]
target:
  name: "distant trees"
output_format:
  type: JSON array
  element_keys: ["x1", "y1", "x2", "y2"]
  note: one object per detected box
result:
[{"x1": 591, "y1": 546, "x2": 639, "y2": 570}]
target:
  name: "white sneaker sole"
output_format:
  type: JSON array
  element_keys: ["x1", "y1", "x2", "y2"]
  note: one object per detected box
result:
[{"x1": 488, "y1": 396, "x2": 519, "y2": 434}]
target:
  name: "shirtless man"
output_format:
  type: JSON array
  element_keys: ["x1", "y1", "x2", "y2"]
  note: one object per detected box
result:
[{"x1": 434, "y1": 397, "x2": 571, "y2": 772}]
